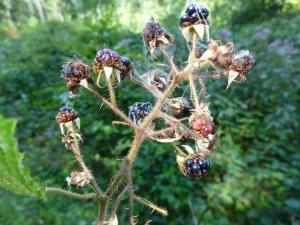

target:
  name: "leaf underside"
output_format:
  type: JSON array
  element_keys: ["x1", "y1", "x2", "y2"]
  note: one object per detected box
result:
[{"x1": 0, "y1": 115, "x2": 44, "y2": 198}]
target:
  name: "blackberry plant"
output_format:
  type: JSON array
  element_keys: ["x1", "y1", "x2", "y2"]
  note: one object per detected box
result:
[{"x1": 0, "y1": 2, "x2": 254, "y2": 225}]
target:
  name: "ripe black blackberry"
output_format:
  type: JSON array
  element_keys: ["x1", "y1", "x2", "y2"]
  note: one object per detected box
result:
[
  {"x1": 179, "y1": 13, "x2": 191, "y2": 28},
  {"x1": 128, "y1": 102, "x2": 153, "y2": 125},
  {"x1": 179, "y1": 3, "x2": 209, "y2": 28},
  {"x1": 185, "y1": 157, "x2": 210, "y2": 179},
  {"x1": 93, "y1": 49, "x2": 133, "y2": 80}
]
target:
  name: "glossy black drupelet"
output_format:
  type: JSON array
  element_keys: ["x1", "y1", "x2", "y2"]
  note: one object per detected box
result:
[
  {"x1": 179, "y1": 3, "x2": 209, "y2": 27},
  {"x1": 185, "y1": 158, "x2": 210, "y2": 179},
  {"x1": 93, "y1": 49, "x2": 133, "y2": 78},
  {"x1": 128, "y1": 102, "x2": 153, "y2": 124}
]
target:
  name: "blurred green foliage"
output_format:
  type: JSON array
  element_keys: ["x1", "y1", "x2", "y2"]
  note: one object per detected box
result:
[{"x1": 0, "y1": 0, "x2": 300, "y2": 225}]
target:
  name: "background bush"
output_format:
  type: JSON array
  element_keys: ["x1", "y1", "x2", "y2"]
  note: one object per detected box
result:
[{"x1": 0, "y1": 0, "x2": 299, "y2": 224}]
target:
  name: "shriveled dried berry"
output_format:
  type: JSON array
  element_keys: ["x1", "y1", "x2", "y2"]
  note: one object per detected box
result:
[
  {"x1": 128, "y1": 102, "x2": 153, "y2": 125},
  {"x1": 230, "y1": 50, "x2": 254, "y2": 76},
  {"x1": 68, "y1": 171, "x2": 92, "y2": 188},
  {"x1": 61, "y1": 59, "x2": 92, "y2": 93},
  {"x1": 56, "y1": 106, "x2": 78, "y2": 124},
  {"x1": 142, "y1": 21, "x2": 173, "y2": 53}
]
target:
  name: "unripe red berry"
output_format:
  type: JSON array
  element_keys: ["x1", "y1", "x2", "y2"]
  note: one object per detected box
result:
[
  {"x1": 192, "y1": 119, "x2": 206, "y2": 131},
  {"x1": 202, "y1": 124, "x2": 214, "y2": 136}
]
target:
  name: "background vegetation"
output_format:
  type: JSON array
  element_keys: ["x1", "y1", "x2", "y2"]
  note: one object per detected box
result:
[{"x1": 0, "y1": 0, "x2": 299, "y2": 224}]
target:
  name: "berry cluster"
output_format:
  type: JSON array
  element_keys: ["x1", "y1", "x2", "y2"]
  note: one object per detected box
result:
[
  {"x1": 61, "y1": 59, "x2": 93, "y2": 93},
  {"x1": 56, "y1": 106, "x2": 78, "y2": 123},
  {"x1": 179, "y1": 3, "x2": 209, "y2": 28},
  {"x1": 166, "y1": 97, "x2": 191, "y2": 119},
  {"x1": 142, "y1": 21, "x2": 172, "y2": 48},
  {"x1": 93, "y1": 49, "x2": 133, "y2": 79},
  {"x1": 185, "y1": 157, "x2": 210, "y2": 179},
  {"x1": 128, "y1": 102, "x2": 153, "y2": 125}
]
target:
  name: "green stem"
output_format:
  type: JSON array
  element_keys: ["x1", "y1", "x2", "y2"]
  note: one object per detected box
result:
[
  {"x1": 46, "y1": 187, "x2": 96, "y2": 200},
  {"x1": 108, "y1": 77, "x2": 117, "y2": 108}
]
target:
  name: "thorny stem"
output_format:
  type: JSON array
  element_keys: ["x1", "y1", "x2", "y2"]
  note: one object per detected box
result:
[
  {"x1": 133, "y1": 195, "x2": 168, "y2": 216},
  {"x1": 46, "y1": 187, "x2": 96, "y2": 200},
  {"x1": 127, "y1": 132, "x2": 144, "y2": 164}
]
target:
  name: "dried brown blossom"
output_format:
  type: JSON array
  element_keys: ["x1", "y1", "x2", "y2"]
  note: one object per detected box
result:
[
  {"x1": 230, "y1": 50, "x2": 254, "y2": 76},
  {"x1": 142, "y1": 21, "x2": 173, "y2": 54},
  {"x1": 165, "y1": 97, "x2": 191, "y2": 119},
  {"x1": 68, "y1": 171, "x2": 92, "y2": 188},
  {"x1": 141, "y1": 70, "x2": 169, "y2": 92},
  {"x1": 199, "y1": 40, "x2": 235, "y2": 68}
]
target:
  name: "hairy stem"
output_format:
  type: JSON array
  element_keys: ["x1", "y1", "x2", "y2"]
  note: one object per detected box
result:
[
  {"x1": 111, "y1": 186, "x2": 129, "y2": 217},
  {"x1": 70, "y1": 128, "x2": 104, "y2": 196},
  {"x1": 46, "y1": 187, "x2": 96, "y2": 200},
  {"x1": 96, "y1": 199, "x2": 108, "y2": 225},
  {"x1": 127, "y1": 167, "x2": 134, "y2": 220},
  {"x1": 127, "y1": 132, "x2": 144, "y2": 164},
  {"x1": 108, "y1": 77, "x2": 117, "y2": 107}
]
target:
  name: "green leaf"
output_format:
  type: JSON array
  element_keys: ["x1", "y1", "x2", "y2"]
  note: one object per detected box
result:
[{"x1": 0, "y1": 115, "x2": 45, "y2": 198}]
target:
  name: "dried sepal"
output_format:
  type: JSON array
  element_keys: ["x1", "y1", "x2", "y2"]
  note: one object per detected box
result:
[
  {"x1": 142, "y1": 21, "x2": 173, "y2": 55},
  {"x1": 196, "y1": 133, "x2": 217, "y2": 153},
  {"x1": 61, "y1": 130, "x2": 83, "y2": 149},
  {"x1": 67, "y1": 171, "x2": 92, "y2": 188},
  {"x1": 148, "y1": 127, "x2": 182, "y2": 143},
  {"x1": 104, "y1": 215, "x2": 118, "y2": 225},
  {"x1": 165, "y1": 97, "x2": 191, "y2": 119},
  {"x1": 199, "y1": 40, "x2": 235, "y2": 68},
  {"x1": 141, "y1": 70, "x2": 169, "y2": 94}
]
